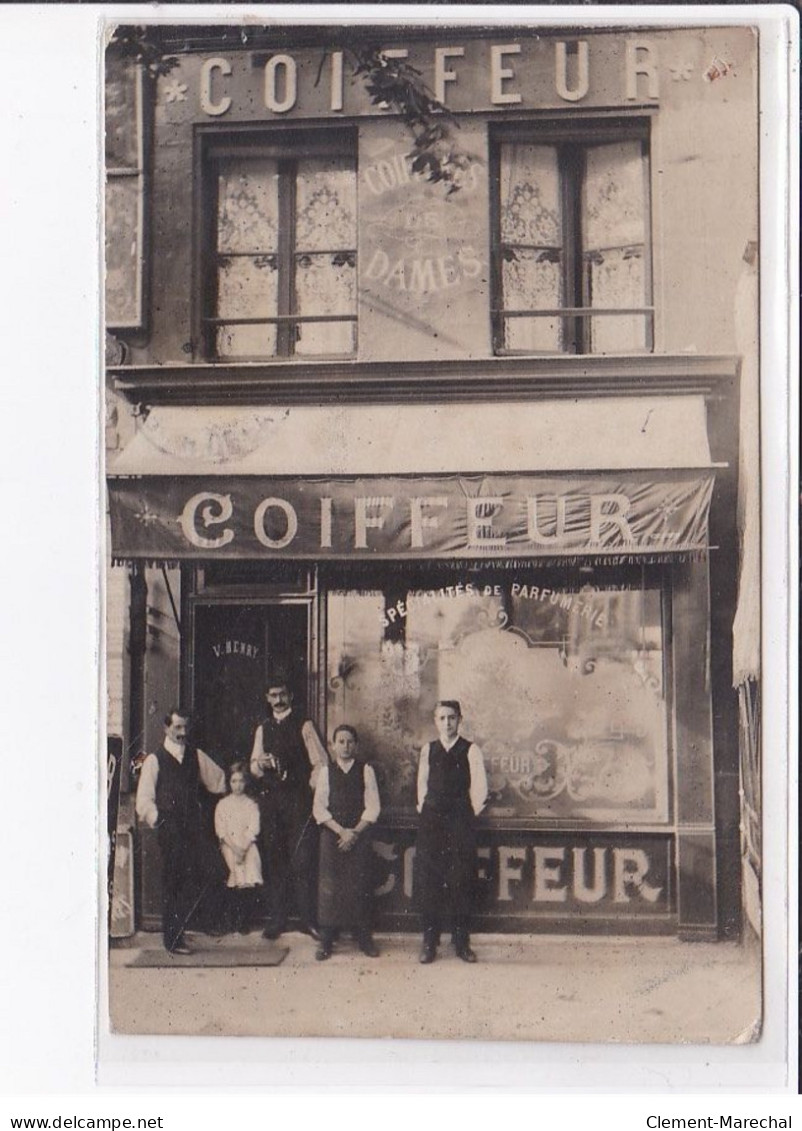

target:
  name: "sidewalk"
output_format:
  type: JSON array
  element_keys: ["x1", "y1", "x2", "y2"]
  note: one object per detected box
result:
[{"x1": 108, "y1": 929, "x2": 761, "y2": 1045}]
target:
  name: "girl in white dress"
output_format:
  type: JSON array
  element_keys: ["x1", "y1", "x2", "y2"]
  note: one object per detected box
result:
[{"x1": 214, "y1": 762, "x2": 263, "y2": 933}]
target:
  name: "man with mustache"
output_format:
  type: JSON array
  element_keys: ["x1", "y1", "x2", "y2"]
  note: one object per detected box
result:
[
  {"x1": 135, "y1": 709, "x2": 226, "y2": 955},
  {"x1": 250, "y1": 677, "x2": 327, "y2": 941}
]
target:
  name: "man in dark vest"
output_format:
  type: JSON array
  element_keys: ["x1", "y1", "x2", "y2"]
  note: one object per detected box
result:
[
  {"x1": 135, "y1": 709, "x2": 226, "y2": 955},
  {"x1": 249, "y1": 679, "x2": 327, "y2": 940},
  {"x1": 415, "y1": 700, "x2": 488, "y2": 964},
  {"x1": 312, "y1": 724, "x2": 381, "y2": 960}
]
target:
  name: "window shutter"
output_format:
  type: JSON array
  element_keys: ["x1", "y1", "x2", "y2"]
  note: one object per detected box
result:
[{"x1": 105, "y1": 55, "x2": 146, "y2": 330}]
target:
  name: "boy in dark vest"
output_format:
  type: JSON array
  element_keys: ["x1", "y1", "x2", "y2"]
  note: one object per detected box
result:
[
  {"x1": 415, "y1": 700, "x2": 488, "y2": 964},
  {"x1": 135, "y1": 709, "x2": 226, "y2": 955},
  {"x1": 249, "y1": 679, "x2": 327, "y2": 940},
  {"x1": 312, "y1": 724, "x2": 381, "y2": 960}
]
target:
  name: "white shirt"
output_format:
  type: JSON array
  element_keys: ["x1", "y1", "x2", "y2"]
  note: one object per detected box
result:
[
  {"x1": 249, "y1": 711, "x2": 327, "y2": 788},
  {"x1": 417, "y1": 737, "x2": 488, "y2": 816},
  {"x1": 313, "y1": 759, "x2": 381, "y2": 827},
  {"x1": 135, "y1": 736, "x2": 227, "y2": 828}
]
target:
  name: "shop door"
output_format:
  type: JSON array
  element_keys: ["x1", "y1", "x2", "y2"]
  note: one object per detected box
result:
[{"x1": 192, "y1": 603, "x2": 310, "y2": 770}]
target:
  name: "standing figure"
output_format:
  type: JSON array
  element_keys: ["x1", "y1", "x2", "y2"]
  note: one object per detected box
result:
[
  {"x1": 135, "y1": 709, "x2": 226, "y2": 955},
  {"x1": 415, "y1": 700, "x2": 488, "y2": 964},
  {"x1": 214, "y1": 762, "x2": 263, "y2": 934},
  {"x1": 249, "y1": 679, "x2": 327, "y2": 940},
  {"x1": 313, "y1": 725, "x2": 381, "y2": 961}
]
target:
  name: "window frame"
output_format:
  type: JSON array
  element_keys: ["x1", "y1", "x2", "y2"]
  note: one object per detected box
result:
[
  {"x1": 195, "y1": 126, "x2": 358, "y2": 362},
  {"x1": 490, "y1": 117, "x2": 654, "y2": 357},
  {"x1": 320, "y1": 558, "x2": 675, "y2": 829}
]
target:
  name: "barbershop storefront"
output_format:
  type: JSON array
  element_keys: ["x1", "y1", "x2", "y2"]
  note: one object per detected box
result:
[{"x1": 108, "y1": 384, "x2": 738, "y2": 939}]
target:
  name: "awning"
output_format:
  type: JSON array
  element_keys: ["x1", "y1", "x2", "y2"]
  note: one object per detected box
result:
[
  {"x1": 108, "y1": 397, "x2": 717, "y2": 561},
  {"x1": 108, "y1": 397, "x2": 712, "y2": 477}
]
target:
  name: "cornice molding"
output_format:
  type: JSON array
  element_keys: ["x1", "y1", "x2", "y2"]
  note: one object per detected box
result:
[{"x1": 109, "y1": 354, "x2": 740, "y2": 408}]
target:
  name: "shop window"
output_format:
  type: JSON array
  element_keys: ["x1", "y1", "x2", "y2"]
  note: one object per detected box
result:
[
  {"x1": 105, "y1": 55, "x2": 147, "y2": 330},
  {"x1": 200, "y1": 130, "x2": 357, "y2": 359},
  {"x1": 326, "y1": 567, "x2": 669, "y2": 825},
  {"x1": 492, "y1": 121, "x2": 653, "y2": 355}
]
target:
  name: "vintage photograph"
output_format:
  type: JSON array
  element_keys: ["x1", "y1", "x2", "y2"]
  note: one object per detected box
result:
[{"x1": 104, "y1": 14, "x2": 763, "y2": 1044}]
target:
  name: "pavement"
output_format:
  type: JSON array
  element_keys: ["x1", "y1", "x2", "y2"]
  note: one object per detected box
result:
[{"x1": 107, "y1": 929, "x2": 761, "y2": 1045}]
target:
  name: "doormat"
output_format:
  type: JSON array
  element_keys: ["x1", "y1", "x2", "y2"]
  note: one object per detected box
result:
[{"x1": 126, "y1": 945, "x2": 289, "y2": 969}]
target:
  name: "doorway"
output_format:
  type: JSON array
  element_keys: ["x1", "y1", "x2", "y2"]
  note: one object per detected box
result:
[{"x1": 192, "y1": 602, "x2": 311, "y2": 769}]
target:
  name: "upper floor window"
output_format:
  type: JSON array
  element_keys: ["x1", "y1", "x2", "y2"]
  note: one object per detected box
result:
[
  {"x1": 201, "y1": 130, "x2": 357, "y2": 360},
  {"x1": 492, "y1": 120, "x2": 653, "y2": 355}
]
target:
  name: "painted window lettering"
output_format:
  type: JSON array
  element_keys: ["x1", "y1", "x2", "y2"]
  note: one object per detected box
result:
[{"x1": 371, "y1": 840, "x2": 665, "y2": 908}]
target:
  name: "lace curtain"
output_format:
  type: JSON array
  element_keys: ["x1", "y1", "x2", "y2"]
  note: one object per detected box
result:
[
  {"x1": 500, "y1": 144, "x2": 563, "y2": 352},
  {"x1": 499, "y1": 138, "x2": 649, "y2": 354},
  {"x1": 214, "y1": 155, "x2": 356, "y2": 359},
  {"x1": 584, "y1": 141, "x2": 648, "y2": 352}
]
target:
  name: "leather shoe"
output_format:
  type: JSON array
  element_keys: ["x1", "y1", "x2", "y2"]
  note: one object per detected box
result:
[
  {"x1": 456, "y1": 945, "x2": 477, "y2": 963},
  {"x1": 315, "y1": 945, "x2": 332, "y2": 961},
  {"x1": 298, "y1": 923, "x2": 322, "y2": 942},
  {"x1": 419, "y1": 942, "x2": 436, "y2": 964},
  {"x1": 168, "y1": 941, "x2": 193, "y2": 956},
  {"x1": 359, "y1": 937, "x2": 380, "y2": 958}
]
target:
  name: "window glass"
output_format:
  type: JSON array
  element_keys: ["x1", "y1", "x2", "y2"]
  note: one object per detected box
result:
[
  {"x1": 500, "y1": 144, "x2": 563, "y2": 352},
  {"x1": 326, "y1": 575, "x2": 669, "y2": 823},
  {"x1": 295, "y1": 157, "x2": 356, "y2": 249},
  {"x1": 208, "y1": 146, "x2": 356, "y2": 359},
  {"x1": 499, "y1": 144, "x2": 562, "y2": 246},
  {"x1": 584, "y1": 141, "x2": 645, "y2": 250},
  {"x1": 501, "y1": 250, "x2": 563, "y2": 352},
  {"x1": 217, "y1": 159, "x2": 279, "y2": 253},
  {"x1": 495, "y1": 129, "x2": 651, "y2": 355},
  {"x1": 295, "y1": 255, "x2": 357, "y2": 355},
  {"x1": 584, "y1": 141, "x2": 647, "y2": 352}
]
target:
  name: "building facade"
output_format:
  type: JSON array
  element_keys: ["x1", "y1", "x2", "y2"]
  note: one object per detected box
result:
[{"x1": 105, "y1": 22, "x2": 760, "y2": 940}]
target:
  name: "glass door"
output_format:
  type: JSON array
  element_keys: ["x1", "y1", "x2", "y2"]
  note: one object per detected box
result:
[{"x1": 192, "y1": 601, "x2": 311, "y2": 769}]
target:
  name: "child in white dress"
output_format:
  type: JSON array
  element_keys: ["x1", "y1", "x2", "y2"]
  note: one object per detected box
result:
[{"x1": 214, "y1": 762, "x2": 263, "y2": 934}]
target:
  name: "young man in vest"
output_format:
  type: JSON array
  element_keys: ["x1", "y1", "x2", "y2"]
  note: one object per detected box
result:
[
  {"x1": 249, "y1": 678, "x2": 327, "y2": 941},
  {"x1": 135, "y1": 709, "x2": 226, "y2": 955},
  {"x1": 312, "y1": 724, "x2": 381, "y2": 960},
  {"x1": 415, "y1": 700, "x2": 488, "y2": 964}
]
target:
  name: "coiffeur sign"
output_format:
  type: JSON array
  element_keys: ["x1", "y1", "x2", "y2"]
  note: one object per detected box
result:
[
  {"x1": 369, "y1": 831, "x2": 672, "y2": 921},
  {"x1": 109, "y1": 472, "x2": 714, "y2": 560}
]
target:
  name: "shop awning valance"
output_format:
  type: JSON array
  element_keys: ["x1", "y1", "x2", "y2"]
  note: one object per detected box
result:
[
  {"x1": 108, "y1": 398, "x2": 718, "y2": 561},
  {"x1": 109, "y1": 471, "x2": 715, "y2": 561}
]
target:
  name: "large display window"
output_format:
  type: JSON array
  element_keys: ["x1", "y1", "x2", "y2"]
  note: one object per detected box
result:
[{"x1": 325, "y1": 563, "x2": 670, "y2": 826}]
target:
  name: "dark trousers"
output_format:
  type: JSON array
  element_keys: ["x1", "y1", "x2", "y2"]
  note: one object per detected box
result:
[
  {"x1": 158, "y1": 820, "x2": 202, "y2": 951},
  {"x1": 224, "y1": 887, "x2": 259, "y2": 933},
  {"x1": 415, "y1": 802, "x2": 476, "y2": 942},
  {"x1": 258, "y1": 790, "x2": 318, "y2": 929}
]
